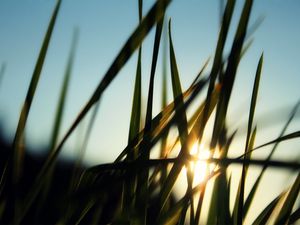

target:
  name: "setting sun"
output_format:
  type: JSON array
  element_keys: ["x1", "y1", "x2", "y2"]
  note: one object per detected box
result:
[{"x1": 188, "y1": 142, "x2": 211, "y2": 185}]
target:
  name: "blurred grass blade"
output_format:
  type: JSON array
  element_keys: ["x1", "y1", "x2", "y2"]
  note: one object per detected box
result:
[
  {"x1": 243, "y1": 100, "x2": 300, "y2": 218},
  {"x1": 134, "y1": 7, "x2": 165, "y2": 224},
  {"x1": 252, "y1": 130, "x2": 300, "y2": 151},
  {"x1": 205, "y1": 131, "x2": 236, "y2": 225},
  {"x1": 252, "y1": 192, "x2": 286, "y2": 225},
  {"x1": 167, "y1": 19, "x2": 194, "y2": 224},
  {"x1": 235, "y1": 53, "x2": 263, "y2": 225},
  {"x1": 200, "y1": 0, "x2": 235, "y2": 144},
  {"x1": 20, "y1": 0, "x2": 172, "y2": 220},
  {"x1": 12, "y1": 0, "x2": 62, "y2": 183},
  {"x1": 158, "y1": 84, "x2": 220, "y2": 216},
  {"x1": 125, "y1": 0, "x2": 143, "y2": 219},
  {"x1": 211, "y1": 0, "x2": 253, "y2": 150},
  {"x1": 50, "y1": 28, "x2": 79, "y2": 154},
  {"x1": 34, "y1": 27, "x2": 79, "y2": 222},
  {"x1": 10, "y1": 0, "x2": 62, "y2": 222},
  {"x1": 274, "y1": 173, "x2": 300, "y2": 224},
  {"x1": 288, "y1": 207, "x2": 300, "y2": 224}
]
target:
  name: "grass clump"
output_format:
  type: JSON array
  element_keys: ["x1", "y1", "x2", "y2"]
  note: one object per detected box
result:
[{"x1": 0, "y1": 0, "x2": 299, "y2": 224}]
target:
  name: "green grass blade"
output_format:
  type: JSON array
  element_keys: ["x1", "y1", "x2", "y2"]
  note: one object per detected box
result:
[
  {"x1": 243, "y1": 100, "x2": 300, "y2": 219},
  {"x1": 158, "y1": 85, "x2": 220, "y2": 216},
  {"x1": 200, "y1": 0, "x2": 235, "y2": 144},
  {"x1": 168, "y1": 19, "x2": 195, "y2": 224},
  {"x1": 20, "y1": 0, "x2": 172, "y2": 219},
  {"x1": 12, "y1": 0, "x2": 62, "y2": 183},
  {"x1": 10, "y1": 1, "x2": 62, "y2": 222},
  {"x1": 205, "y1": 131, "x2": 236, "y2": 225},
  {"x1": 252, "y1": 192, "x2": 286, "y2": 225},
  {"x1": 50, "y1": 28, "x2": 79, "y2": 153},
  {"x1": 123, "y1": 1, "x2": 143, "y2": 219},
  {"x1": 34, "y1": 27, "x2": 78, "y2": 223},
  {"x1": 211, "y1": 0, "x2": 253, "y2": 150},
  {"x1": 252, "y1": 130, "x2": 300, "y2": 151},
  {"x1": 134, "y1": 10, "x2": 165, "y2": 224},
  {"x1": 274, "y1": 172, "x2": 300, "y2": 224},
  {"x1": 235, "y1": 53, "x2": 263, "y2": 224}
]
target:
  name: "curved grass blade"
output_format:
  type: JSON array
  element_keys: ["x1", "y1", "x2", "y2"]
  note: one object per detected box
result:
[
  {"x1": 252, "y1": 192, "x2": 286, "y2": 225},
  {"x1": 20, "y1": 0, "x2": 172, "y2": 220},
  {"x1": 243, "y1": 100, "x2": 300, "y2": 219},
  {"x1": 274, "y1": 172, "x2": 300, "y2": 224},
  {"x1": 116, "y1": 77, "x2": 209, "y2": 163}
]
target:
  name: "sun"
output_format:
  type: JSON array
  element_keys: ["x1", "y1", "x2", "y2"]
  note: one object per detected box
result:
[{"x1": 188, "y1": 142, "x2": 211, "y2": 185}]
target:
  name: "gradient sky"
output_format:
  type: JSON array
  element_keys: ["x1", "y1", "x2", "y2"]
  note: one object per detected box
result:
[{"x1": 0, "y1": 1, "x2": 299, "y2": 222}]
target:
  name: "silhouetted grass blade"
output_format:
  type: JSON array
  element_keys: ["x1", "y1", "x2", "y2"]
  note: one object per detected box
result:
[
  {"x1": 20, "y1": 0, "x2": 172, "y2": 220},
  {"x1": 252, "y1": 192, "x2": 285, "y2": 225},
  {"x1": 275, "y1": 172, "x2": 300, "y2": 224}
]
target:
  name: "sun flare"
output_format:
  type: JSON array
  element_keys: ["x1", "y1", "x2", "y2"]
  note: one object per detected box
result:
[{"x1": 189, "y1": 142, "x2": 211, "y2": 185}]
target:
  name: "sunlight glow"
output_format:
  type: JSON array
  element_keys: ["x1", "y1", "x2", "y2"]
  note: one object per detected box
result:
[{"x1": 189, "y1": 142, "x2": 211, "y2": 185}]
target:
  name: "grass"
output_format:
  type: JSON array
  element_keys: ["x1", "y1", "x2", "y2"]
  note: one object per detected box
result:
[{"x1": 0, "y1": 0, "x2": 299, "y2": 224}]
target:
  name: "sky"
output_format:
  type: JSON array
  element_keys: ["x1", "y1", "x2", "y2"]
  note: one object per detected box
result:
[{"x1": 0, "y1": 0, "x2": 300, "y2": 222}]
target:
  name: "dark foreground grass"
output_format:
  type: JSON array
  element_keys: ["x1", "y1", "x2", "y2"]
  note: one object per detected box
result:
[{"x1": 0, "y1": 0, "x2": 300, "y2": 224}]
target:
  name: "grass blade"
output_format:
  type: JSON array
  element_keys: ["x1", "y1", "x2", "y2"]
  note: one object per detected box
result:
[
  {"x1": 134, "y1": 8, "x2": 165, "y2": 224},
  {"x1": 243, "y1": 100, "x2": 300, "y2": 218},
  {"x1": 274, "y1": 172, "x2": 300, "y2": 224},
  {"x1": 211, "y1": 0, "x2": 253, "y2": 150},
  {"x1": 252, "y1": 192, "x2": 286, "y2": 225},
  {"x1": 20, "y1": 0, "x2": 172, "y2": 219},
  {"x1": 235, "y1": 53, "x2": 263, "y2": 225},
  {"x1": 12, "y1": 0, "x2": 61, "y2": 183}
]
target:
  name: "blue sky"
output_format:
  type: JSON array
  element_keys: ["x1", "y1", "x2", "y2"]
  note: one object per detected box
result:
[
  {"x1": 0, "y1": 0, "x2": 299, "y2": 159},
  {"x1": 0, "y1": 0, "x2": 300, "y2": 223}
]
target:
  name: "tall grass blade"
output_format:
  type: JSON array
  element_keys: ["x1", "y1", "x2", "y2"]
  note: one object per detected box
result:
[
  {"x1": 274, "y1": 172, "x2": 300, "y2": 224},
  {"x1": 20, "y1": 0, "x2": 172, "y2": 219},
  {"x1": 134, "y1": 7, "x2": 165, "y2": 224},
  {"x1": 205, "y1": 131, "x2": 236, "y2": 225},
  {"x1": 235, "y1": 53, "x2": 263, "y2": 224},
  {"x1": 167, "y1": 19, "x2": 194, "y2": 224},
  {"x1": 200, "y1": 0, "x2": 235, "y2": 145},
  {"x1": 125, "y1": 0, "x2": 143, "y2": 221},
  {"x1": 9, "y1": 0, "x2": 62, "y2": 223},
  {"x1": 211, "y1": 0, "x2": 253, "y2": 150},
  {"x1": 158, "y1": 84, "x2": 220, "y2": 216},
  {"x1": 12, "y1": 0, "x2": 61, "y2": 183},
  {"x1": 35, "y1": 27, "x2": 78, "y2": 223},
  {"x1": 243, "y1": 100, "x2": 300, "y2": 219},
  {"x1": 252, "y1": 192, "x2": 286, "y2": 225}
]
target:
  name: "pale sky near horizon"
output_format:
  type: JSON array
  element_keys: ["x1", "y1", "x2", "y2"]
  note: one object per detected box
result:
[{"x1": 0, "y1": 1, "x2": 300, "y2": 222}]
